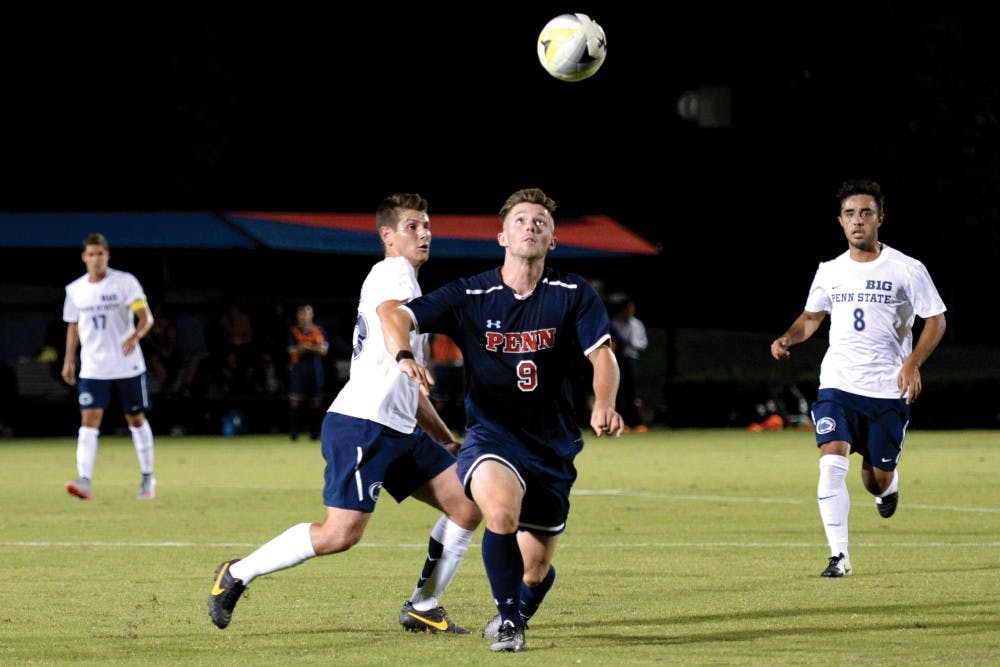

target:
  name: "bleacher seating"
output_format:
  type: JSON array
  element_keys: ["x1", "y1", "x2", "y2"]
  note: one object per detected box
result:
[{"x1": 14, "y1": 361, "x2": 68, "y2": 399}]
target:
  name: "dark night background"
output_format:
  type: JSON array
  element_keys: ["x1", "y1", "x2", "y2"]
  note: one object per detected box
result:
[{"x1": 3, "y1": 2, "x2": 997, "y2": 335}]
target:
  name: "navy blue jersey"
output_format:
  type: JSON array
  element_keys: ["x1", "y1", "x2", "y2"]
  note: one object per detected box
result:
[{"x1": 405, "y1": 266, "x2": 611, "y2": 459}]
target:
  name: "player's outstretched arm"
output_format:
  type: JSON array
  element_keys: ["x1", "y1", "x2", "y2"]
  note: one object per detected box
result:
[
  {"x1": 378, "y1": 300, "x2": 412, "y2": 360},
  {"x1": 416, "y1": 392, "x2": 461, "y2": 456},
  {"x1": 378, "y1": 300, "x2": 434, "y2": 395},
  {"x1": 898, "y1": 312, "x2": 946, "y2": 404},
  {"x1": 588, "y1": 344, "x2": 624, "y2": 438},
  {"x1": 771, "y1": 310, "x2": 826, "y2": 361},
  {"x1": 123, "y1": 302, "x2": 154, "y2": 356},
  {"x1": 61, "y1": 322, "x2": 80, "y2": 386}
]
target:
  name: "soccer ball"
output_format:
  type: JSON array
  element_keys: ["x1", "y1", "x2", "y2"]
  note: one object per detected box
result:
[{"x1": 536, "y1": 13, "x2": 607, "y2": 82}]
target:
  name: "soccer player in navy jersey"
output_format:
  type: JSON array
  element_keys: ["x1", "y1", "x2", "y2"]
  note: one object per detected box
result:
[
  {"x1": 771, "y1": 180, "x2": 947, "y2": 578},
  {"x1": 382, "y1": 187, "x2": 625, "y2": 652},
  {"x1": 208, "y1": 194, "x2": 481, "y2": 634}
]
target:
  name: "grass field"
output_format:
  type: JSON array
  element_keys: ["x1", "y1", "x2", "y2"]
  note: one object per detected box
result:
[{"x1": 1, "y1": 428, "x2": 997, "y2": 665}]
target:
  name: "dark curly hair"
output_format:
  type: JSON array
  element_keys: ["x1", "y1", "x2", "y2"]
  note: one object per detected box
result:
[{"x1": 836, "y1": 180, "x2": 885, "y2": 215}]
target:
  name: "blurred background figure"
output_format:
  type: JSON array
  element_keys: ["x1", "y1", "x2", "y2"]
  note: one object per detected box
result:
[
  {"x1": 427, "y1": 333, "x2": 465, "y2": 432},
  {"x1": 217, "y1": 301, "x2": 255, "y2": 389},
  {"x1": 608, "y1": 293, "x2": 648, "y2": 432},
  {"x1": 259, "y1": 301, "x2": 292, "y2": 396},
  {"x1": 145, "y1": 303, "x2": 204, "y2": 397},
  {"x1": 286, "y1": 304, "x2": 329, "y2": 440},
  {"x1": 145, "y1": 304, "x2": 179, "y2": 393}
]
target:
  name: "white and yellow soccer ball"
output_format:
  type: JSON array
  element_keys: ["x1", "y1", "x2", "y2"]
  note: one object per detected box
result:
[{"x1": 536, "y1": 12, "x2": 607, "y2": 82}]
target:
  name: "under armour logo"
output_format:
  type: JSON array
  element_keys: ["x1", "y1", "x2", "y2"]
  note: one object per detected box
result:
[{"x1": 486, "y1": 320, "x2": 501, "y2": 329}]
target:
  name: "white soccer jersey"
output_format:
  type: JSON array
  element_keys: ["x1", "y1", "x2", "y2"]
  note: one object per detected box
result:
[
  {"x1": 805, "y1": 244, "x2": 947, "y2": 398},
  {"x1": 63, "y1": 268, "x2": 148, "y2": 380},
  {"x1": 329, "y1": 256, "x2": 427, "y2": 433}
]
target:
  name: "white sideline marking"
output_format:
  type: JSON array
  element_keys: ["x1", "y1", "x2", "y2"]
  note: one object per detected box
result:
[
  {"x1": 69, "y1": 484, "x2": 998, "y2": 514},
  {"x1": 4, "y1": 489, "x2": 993, "y2": 551}
]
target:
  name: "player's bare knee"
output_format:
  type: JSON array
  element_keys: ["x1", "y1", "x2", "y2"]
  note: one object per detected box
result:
[
  {"x1": 522, "y1": 566, "x2": 549, "y2": 587},
  {"x1": 312, "y1": 521, "x2": 365, "y2": 555},
  {"x1": 312, "y1": 531, "x2": 362, "y2": 555},
  {"x1": 483, "y1": 511, "x2": 519, "y2": 534},
  {"x1": 446, "y1": 501, "x2": 481, "y2": 531}
]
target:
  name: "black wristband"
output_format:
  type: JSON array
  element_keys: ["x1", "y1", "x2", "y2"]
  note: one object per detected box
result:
[{"x1": 395, "y1": 350, "x2": 415, "y2": 363}]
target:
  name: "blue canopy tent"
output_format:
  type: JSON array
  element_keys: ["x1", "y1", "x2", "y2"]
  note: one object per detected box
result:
[
  {"x1": 0, "y1": 212, "x2": 257, "y2": 249},
  {"x1": 0, "y1": 211, "x2": 660, "y2": 258},
  {"x1": 222, "y1": 211, "x2": 661, "y2": 258}
]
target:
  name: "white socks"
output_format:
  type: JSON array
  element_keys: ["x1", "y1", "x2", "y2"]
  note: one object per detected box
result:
[
  {"x1": 76, "y1": 426, "x2": 99, "y2": 479},
  {"x1": 881, "y1": 470, "x2": 899, "y2": 497},
  {"x1": 77, "y1": 421, "x2": 154, "y2": 480},
  {"x1": 410, "y1": 516, "x2": 474, "y2": 611},
  {"x1": 230, "y1": 522, "x2": 316, "y2": 585},
  {"x1": 817, "y1": 454, "x2": 850, "y2": 558},
  {"x1": 129, "y1": 420, "x2": 155, "y2": 475},
  {"x1": 226, "y1": 516, "x2": 472, "y2": 596}
]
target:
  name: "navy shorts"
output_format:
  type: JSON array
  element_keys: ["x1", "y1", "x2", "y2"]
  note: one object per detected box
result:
[
  {"x1": 77, "y1": 374, "x2": 151, "y2": 414},
  {"x1": 811, "y1": 388, "x2": 910, "y2": 470},
  {"x1": 457, "y1": 427, "x2": 577, "y2": 536},
  {"x1": 289, "y1": 361, "x2": 325, "y2": 401},
  {"x1": 320, "y1": 411, "x2": 456, "y2": 511}
]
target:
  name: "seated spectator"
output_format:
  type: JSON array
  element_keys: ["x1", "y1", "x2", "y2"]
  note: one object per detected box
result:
[{"x1": 147, "y1": 305, "x2": 209, "y2": 398}]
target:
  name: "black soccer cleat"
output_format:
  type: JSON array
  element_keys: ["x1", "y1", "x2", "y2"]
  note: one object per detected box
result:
[
  {"x1": 821, "y1": 552, "x2": 852, "y2": 578},
  {"x1": 399, "y1": 600, "x2": 469, "y2": 634},
  {"x1": 208, "y1": 559, "x2": 246, "y2": 629},
  {"x1": 876, "y1": 491, "x2": 898, "y2": 518},
  {"x1": 482, "y1": 612, "x2": 529, "y2": 639},
  {"x1": 489, "y1": 620, "x2": 525, "y2": 652}
]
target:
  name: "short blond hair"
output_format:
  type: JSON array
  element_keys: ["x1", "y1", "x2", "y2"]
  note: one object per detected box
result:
[
  {"x1": 499, "y1": 188, "x2": 556, "y2": 220},
  {"x1": 83, "y1": 232, "x2": 108, "y2": 250}
]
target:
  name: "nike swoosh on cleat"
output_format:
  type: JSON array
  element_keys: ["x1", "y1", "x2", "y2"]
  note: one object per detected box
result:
[
  {"x1": 407, "y1": 611, "x2": 450, "y2": 631},
  {"x1": 211, "y1": 564, "x2": 230, "y2": 596}
]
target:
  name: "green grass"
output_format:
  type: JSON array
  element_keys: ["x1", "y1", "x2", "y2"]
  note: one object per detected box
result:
[{"x1": 1, "y1": 429, "x2": 997, "y2": 665}]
